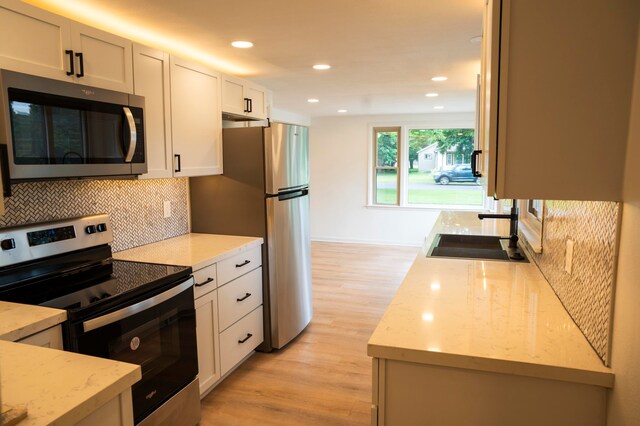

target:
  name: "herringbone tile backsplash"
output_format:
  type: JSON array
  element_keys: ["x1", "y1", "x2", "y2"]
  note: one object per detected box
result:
[
  {"x1": 529, "y1": 200, "x2": 619, "y2": 364},
  {"x1": 0, "y1": 178, "x2": 189, "y2": 252}
]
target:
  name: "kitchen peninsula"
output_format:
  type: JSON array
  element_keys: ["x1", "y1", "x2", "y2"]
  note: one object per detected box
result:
[{"x1": 368, "y1": 212, "x2": 613, "y2": 426}]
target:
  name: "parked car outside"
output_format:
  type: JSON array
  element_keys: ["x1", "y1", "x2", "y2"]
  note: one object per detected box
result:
[{"x1": 432, "y1": 164, "x2": 478, "y2": 184}]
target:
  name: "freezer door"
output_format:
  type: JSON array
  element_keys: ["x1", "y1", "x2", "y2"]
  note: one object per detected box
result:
[
  {"x1": 265, "y1": 123, "x2": 309, "y2": 194},
  {"x1": 266, "y1": 192, "x2": 312, "y2": 349}
]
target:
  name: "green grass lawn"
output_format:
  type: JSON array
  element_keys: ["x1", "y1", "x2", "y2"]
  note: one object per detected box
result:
[{"x1": 376, "y1": 170, "x2": 483, "y2": 205}]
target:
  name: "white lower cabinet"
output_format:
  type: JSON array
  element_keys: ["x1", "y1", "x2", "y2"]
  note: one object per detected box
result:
[
  {"x1": 195, "y1": 288, "x2": 221, "y2": 396},
  {"x1": 16, "y1": 324, "x2": 63, "y2": 349},
  {"x1": 192, "y1": 244, "x2": 264, "y2": 397},
  {"x1": 219, "y1": 306, "x2": 264, "y2": 376}
]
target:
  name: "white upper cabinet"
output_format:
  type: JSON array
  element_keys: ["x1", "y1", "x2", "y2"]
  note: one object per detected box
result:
[
  {"x1": 170, "y1": 56, "x2": 223, "y2": 177},
  {"x1": 0, "y1": 0, "x2": 133, "y2": 92},
  {"x1": 0, "y1": 0, "x2": 71, "y2": 81},
  {"x1": 133, "y1": 44, "x2": 173, "y2": 179},
  {"x1": 222, "y1": 74, "x2": 269, "y2": 120},
  {"x1": 69, "y1": 22, "x2": 133, "y2": 92},
  {"x1": 479, "y1": 0, "x2": 638, "y2": 201}
]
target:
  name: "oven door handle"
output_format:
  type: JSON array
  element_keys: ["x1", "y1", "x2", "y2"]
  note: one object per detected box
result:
[{"x1": 82, "y1": 277, "x2": 194, "y2": 333}]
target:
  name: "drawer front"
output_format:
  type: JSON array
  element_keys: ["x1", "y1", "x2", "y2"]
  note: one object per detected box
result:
[
  {"x1": 219, "y1": 306, "x2": 263, "y2": 376},
  {"x1": 217, "y1": 245, "x2": 262, "y2": 286},
  {"x1": 218, "y1": 267, "x2": 263, "y2": 331},
  {"x1": 193, "y1": 263, "x2": 217, "y2": 299}
]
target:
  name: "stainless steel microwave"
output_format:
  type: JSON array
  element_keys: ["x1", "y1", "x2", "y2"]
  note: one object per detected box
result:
[{"x1": 0, "y1": 69, "x2": 146, "y2": 181}]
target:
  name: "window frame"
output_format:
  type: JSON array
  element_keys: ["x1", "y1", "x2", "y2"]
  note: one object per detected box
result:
[
  {"x1": 518, "y1": 199, "x2": 544, "y2": 253},
  {"x1": 372, "y1": 126, "x2": 402, "y2": 206},
  {"x1": 367, "y1": 123, "x2": 488, "y2": 210}
]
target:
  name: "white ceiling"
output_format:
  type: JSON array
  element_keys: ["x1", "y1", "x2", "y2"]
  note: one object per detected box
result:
[{"x1": 26, "y1": 0, "x2": 484, "y2": 117}]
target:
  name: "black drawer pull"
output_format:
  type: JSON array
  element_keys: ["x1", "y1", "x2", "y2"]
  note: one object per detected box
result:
[
  {"x1": 236, "y1": 292, "x2": 251, "y2": 302},
  {"x1": 238, "y1": 333, "x2": 253, "y2": 344},
  {"x1": 236, "y1": 260, "x2": 250, "y2": 268},
  {"x1": 65, "y1": 50, "x2": 74, "y2": 76},
  {"x1": 195, "y1": 277, "x2": 214, "y2": 287}
]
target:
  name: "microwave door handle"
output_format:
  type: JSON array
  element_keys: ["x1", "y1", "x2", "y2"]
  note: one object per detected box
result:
[
  {"x1": 123, "y1": 107, "x2": 137, "y2": 163},
  {"x1": 82, "y1": 278, "x2": 193, "y2": 332}
]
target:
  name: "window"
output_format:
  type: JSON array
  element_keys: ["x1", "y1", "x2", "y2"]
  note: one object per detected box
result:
[
  {"x1": 370, "y1": 126, "x2": 485, "y2": 208},
  {"x1": 373, "y1": 127, "x2": 401, "y2": 205},
  {"x1": 518, "y1": 199, "x2": 544, "y2": 253}
]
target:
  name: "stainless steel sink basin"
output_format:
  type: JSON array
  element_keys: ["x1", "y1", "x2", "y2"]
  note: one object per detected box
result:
[{"x1": 427, "y1": 233, "x2": 528, "y2": 262}]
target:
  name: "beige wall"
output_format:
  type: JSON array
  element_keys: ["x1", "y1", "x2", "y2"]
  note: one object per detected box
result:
[
  {"x1": 607, "y1": 24, "x2": 640, "y2": 426},
  {"x1": 309, "y1": 112, "x2": 474, "y2": 246}
]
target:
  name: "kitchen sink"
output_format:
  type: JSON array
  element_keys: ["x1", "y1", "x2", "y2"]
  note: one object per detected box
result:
[{"x1": 427, "y1": 233, "x2": 528, "y2": 262}]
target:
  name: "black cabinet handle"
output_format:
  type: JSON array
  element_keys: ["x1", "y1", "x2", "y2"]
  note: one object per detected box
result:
[
  {"x1": 65, "y1": 50, "x2": 74, "y2": 76},
  {"x1": 235, "y1": 260, "x2": 250, "y2": 268},
  {"x1": 471, "y1": 150, "x2": 482, "y2": 177},
  {"x1": 238, "y1": 333, "x2": 253, "y2": 344},
  {"x1": 236, "y1": 292, "x2": 251, "y2": 302},
  {"x1": 248, "y1": 98, "x2": 253, "y2": 113},
  {"x1": 195, "y1": 277, "x2": 214, "y2": 287},
  {"x1": 75, "y1": 52, "x2": 84, "y2": 77},
  {"x1": 174, "y1": 154, "x2": 181, "y2": 172},
  {"x1": 243, "y1": 98, "x2": 249, "y2": 113}
]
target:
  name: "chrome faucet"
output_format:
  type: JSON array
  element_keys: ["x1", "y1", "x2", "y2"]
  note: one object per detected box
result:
[{"x1": 478, "y1": 199, "x2": 519, "y2": 249}]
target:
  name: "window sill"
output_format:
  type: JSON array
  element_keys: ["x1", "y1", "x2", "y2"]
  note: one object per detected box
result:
[
  {"x1": 366, "y1": 203, "x2": 489, "y2": 212},
  {"x1": 519, "y1": 218, "x2": 543, "y2": 254}
]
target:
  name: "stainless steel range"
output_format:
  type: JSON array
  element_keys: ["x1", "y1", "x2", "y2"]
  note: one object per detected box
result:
[{"x1": 0, "y1": 214, "x2": 200, "y2": 425}]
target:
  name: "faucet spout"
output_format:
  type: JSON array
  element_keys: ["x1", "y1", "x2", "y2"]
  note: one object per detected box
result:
[{"x1": 478, "y1": 200, "x2": 519, "y2": 249}]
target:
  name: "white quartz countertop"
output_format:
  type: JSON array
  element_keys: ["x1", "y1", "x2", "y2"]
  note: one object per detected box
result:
[
  {"x1": 367, "y1": 211, "x2": 613, "y2": 388},
  {"x1": 0, "y1": 340, "x2": 141, "y2": 425},
  {"x1": 114, "y1": 233, "x2": 263, "y2": 269},
  {"x1": 0, "y1": 301, "x2": 66, "y2": 342}
]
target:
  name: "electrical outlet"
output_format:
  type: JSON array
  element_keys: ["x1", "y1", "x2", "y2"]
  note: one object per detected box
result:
[
  {"x1": 565, "y1": 239, "x2": 574, "y2": 274},
  {"x1": 163, "y1": 201, "x2": 172, "y2": 219}
]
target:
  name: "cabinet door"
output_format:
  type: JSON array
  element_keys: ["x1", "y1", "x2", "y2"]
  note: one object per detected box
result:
[
  {"x1": 219, "y1": 306, "x2": 263, "y2": 376},
  {"x1": 221, "y1": 74, "x2": 247, "y2": 116},
  {"x1": 0, "y1": 0, "x2": 73, "y2": 82},
  {"x1": 133, "y1": 44, "x2": 173, "y2": 179},
  {"x1": 484, "y1": 0, "x2": 636, "y2": 201},
  {"x1": 70, "y1": 22, "x2": 134, "y2": 93},
  {"x1": 170, "y1": 56, "x2": 223, "y2": 177},
  {"x1": 195, "y1": 290, "x2": 221, "y2": 396},
  {"x1": 16, "y1": 325, "x2": 63, "y2": 349},
  {"x1": 245, "y1": 83, "x2": 268, "y2": 120}
]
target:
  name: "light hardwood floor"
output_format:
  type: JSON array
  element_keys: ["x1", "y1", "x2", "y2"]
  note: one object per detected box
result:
[{"x1": 200, "y1": 241, "x2": 418, "y2": 425}]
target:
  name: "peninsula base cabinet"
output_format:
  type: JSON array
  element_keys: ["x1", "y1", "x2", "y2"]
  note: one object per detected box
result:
[{"x1": 371, "y1": 358, "x2": 608, "y2": 426}]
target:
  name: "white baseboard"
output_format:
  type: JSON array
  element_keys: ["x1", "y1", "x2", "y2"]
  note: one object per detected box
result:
[{"x1": 310, "y1": 235, "x2": 422, "y2": 248}]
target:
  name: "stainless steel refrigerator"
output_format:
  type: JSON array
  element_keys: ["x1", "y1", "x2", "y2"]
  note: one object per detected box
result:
[{"x1": 190, "y1": 122, "x2": 312, "y2": 351}]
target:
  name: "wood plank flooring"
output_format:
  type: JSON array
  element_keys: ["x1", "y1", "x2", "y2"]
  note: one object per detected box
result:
[{"x1": 200, "y1": 241, "x2": 418, "y2": 425}]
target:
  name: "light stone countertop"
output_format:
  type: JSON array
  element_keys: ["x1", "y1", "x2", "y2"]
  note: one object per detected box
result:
[
  {"x1": 114, "y1": 233, "x2": 263, "y2": 269},
  {"x1": 0, "y1": 340, "x2": 141, "y2": 425},
  {"x1": 0, "y1": 301, "x2": 66, "y2": 342},
  {"x1": 367, "y1": 211, "x2": 614, "y2": 388}
]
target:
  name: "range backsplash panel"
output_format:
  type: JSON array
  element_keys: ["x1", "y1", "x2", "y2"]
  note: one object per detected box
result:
[
  {"x1": 0, "y1": 179, "x2": 189, "y2": 252},
  {"x1": 530, "y1": 200, "x2": 619, "y2": 364}
]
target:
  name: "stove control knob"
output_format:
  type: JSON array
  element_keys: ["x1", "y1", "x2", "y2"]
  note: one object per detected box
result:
[
  {"x1": 96, "y1": 223, "x2": 108, "y2": 233},
  {"x1": 1, "y1": 238, "x2": 15, "y2": 250},
  {"x1": 85, "y1": 225, "x2": 97, "y2": 234}
]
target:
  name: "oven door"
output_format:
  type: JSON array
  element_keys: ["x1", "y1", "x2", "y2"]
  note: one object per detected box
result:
[{"x1": 69, "y1": 277, "x2": 198, "y2": 424}]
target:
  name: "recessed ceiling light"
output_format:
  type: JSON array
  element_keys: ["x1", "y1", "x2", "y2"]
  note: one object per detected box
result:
[
  {"x1": 313, "y1": 64, "x2": 331, "y2": 70},
  {"x1": 434, "y1": 106, "x2": 444, "y2": 110},
  {"x1": 337, "y1": 109, "x2": 347, "y2": 113},
  {"x1": 231, "y1": 41, "x2": 253, "y2": 48},
  {"x1": 431, "y1": 76, "x2": 448, "y2": 81},
  {"x1": 425, "y1": 93, "x2": 439, "y2": 97},
  {"x1": 307, "y1": 98, "x2": 319, "y2": 103}
]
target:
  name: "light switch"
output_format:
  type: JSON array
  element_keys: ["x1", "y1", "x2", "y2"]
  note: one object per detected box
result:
[
  {"x1": 565, "y1": 239, "x2": 574, "y2": 274},
  {"x1": 163, "y1": 201, "x2": 172, "y2": 218}
]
